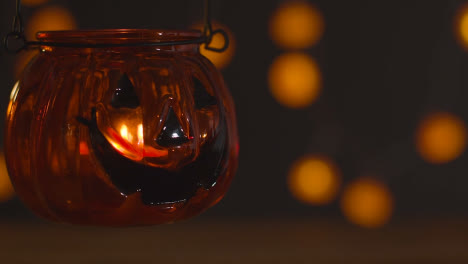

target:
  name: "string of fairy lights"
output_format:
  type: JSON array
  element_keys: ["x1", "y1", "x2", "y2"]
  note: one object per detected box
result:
[
  {"x1": 2, "y1": 0, "x2": 468, "y2": 229},
  {"x1": 266, "y1": 0, "x2": 468, "y2": 229},
  {"x1": 267, "y1": 1, "x2": 392, "y2": 229}
]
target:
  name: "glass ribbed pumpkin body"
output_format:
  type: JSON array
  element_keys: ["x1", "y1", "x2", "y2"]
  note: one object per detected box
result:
[{"x1": 5, "y1": 30, "x2": 238, "y2": 226}]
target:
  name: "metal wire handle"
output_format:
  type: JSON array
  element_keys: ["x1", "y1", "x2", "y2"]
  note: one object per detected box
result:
[{"x1": 3, "y1": 0, "x2": 229, "y2": 53}]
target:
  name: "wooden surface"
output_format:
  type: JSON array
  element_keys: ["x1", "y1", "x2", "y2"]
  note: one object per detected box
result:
[{"x1": 1, "y1": 218, "x2": 468, "y2": 263}]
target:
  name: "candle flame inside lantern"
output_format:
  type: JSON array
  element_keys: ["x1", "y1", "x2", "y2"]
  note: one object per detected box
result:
[
  {"x1": 138, "y1": 124, "x2": 144, "y2": 145},
  {"x1": 120, "y1": 124, "x2": 129, "y2": 141}
]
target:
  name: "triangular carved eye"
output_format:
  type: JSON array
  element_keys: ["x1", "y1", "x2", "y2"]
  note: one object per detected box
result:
[
  {"x1": 156, "y1": 106, "x2": 189, "y2": 147},
  {"x1": 111, "y1": 74, "x2": 140, "y2": 109},
  {"x1": 193, "y1": 77, "x2": 217, "y2": 109}
]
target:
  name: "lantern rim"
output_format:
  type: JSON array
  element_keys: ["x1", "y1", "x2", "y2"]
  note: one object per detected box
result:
[{"x1": 36, "y1": 29, "x2": 203, "y2": 44}]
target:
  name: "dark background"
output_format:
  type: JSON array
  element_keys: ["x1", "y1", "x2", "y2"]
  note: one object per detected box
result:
[
  {"x1": 2, "y1": 1, "x2": 468, "y2": 262},
  {"x1": 0, "y1": 0, "x2": 468, "y2": 227}
]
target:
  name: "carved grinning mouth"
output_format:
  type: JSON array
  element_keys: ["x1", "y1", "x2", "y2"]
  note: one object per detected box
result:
[
  {"x1": 76, "y1": 73, "x2": 229, "y2": 205},
  {"x1": 77, "y1": 106, "x2": 228, "y2": 205}
]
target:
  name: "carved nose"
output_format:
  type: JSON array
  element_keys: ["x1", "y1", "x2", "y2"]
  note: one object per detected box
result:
[{"x1": 156, "y1": 106, "x2": 189, "y2": 147}]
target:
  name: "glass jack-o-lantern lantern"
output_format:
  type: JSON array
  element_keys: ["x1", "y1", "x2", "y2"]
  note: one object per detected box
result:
[{"x1": 5, "y1": 29, "x2": 238, "y2": 226}]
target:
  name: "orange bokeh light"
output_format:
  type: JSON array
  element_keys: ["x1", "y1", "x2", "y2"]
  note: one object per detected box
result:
[
  {"x1": 25, "y1": 6, "x2": 77, "y2": 40},
  {"x1": 0, "y1": 153, "x2": 15, "y2": 203},
  {"x1": 341, "y1": 177, "x2": 393, "y2": 229},
  {"x1": 288, "y1": 156, "x2": 340, "y2": 205},
  {"x1": 268, "y1": 52, "x2": 321, "y2": 108},
  {"x1": 269, "y1": 1, "x2": 324, "y2": 49},
  {"x1": 192, "y1": 22, "x2": 236, "y2": 70},
  {"x1": 416, "y1": 112, "x2": 467, "y2": 164},
  {"x1": 22, "y1": 0, "x2": 50, "y2": 7},
  {"x1": 456, "y1": 4, "x2": 468, "y2": 50}
]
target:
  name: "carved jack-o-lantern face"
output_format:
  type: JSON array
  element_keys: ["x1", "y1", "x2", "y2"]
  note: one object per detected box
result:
[
  {"x1": 79, "y1": 70, "x2": 228, "y2": 205},
  {"x1": 5, "y1": 29, "x2": 238, "y2": 226}
]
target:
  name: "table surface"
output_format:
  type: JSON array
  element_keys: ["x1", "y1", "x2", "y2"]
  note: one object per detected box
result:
[{"x1": 1, "y1": 218, "x2": 468, "y2": 263}]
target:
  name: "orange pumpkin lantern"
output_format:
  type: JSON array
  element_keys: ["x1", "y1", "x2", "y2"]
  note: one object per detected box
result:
[{"x1": 5, "y1": 29, "x2": 238, "y2": 226}]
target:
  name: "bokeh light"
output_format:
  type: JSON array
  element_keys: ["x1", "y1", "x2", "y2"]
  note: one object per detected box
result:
[
  {"x1": 288, "y1": 155, "x2": 340, "y2": 205},
  {"x1": 416, "y1": 112, "x2": 467, "y2": 164},
  {"x1": 341, "y1": 177, "x2": 393, "y2": 229},
  {"x1": 0, "y1": 153, "x2": 15, "y2": 203},
  {"x1": 193, "y1": 22, "x2": 236, "y2": 70},
  {"x1": 22, "y1": 0, "x2": 50, "y2": 7},
  {"x1": 25, "y1": 6, "x2": 77, "y2": 40},
  {"x1": 269, "y1": 1, "x2": 324, "y2": 49},
  {"x1": 456, "y1": 4, "x2": 468, "y2": 50},
  {"x1": 268, "y1": 52, "x2": 321, "y2": 108}
]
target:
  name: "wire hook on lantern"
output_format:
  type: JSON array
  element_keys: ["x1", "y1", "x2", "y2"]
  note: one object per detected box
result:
[{"x1": 3, "y1": 0, "x2": 229, "y2": 53}]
